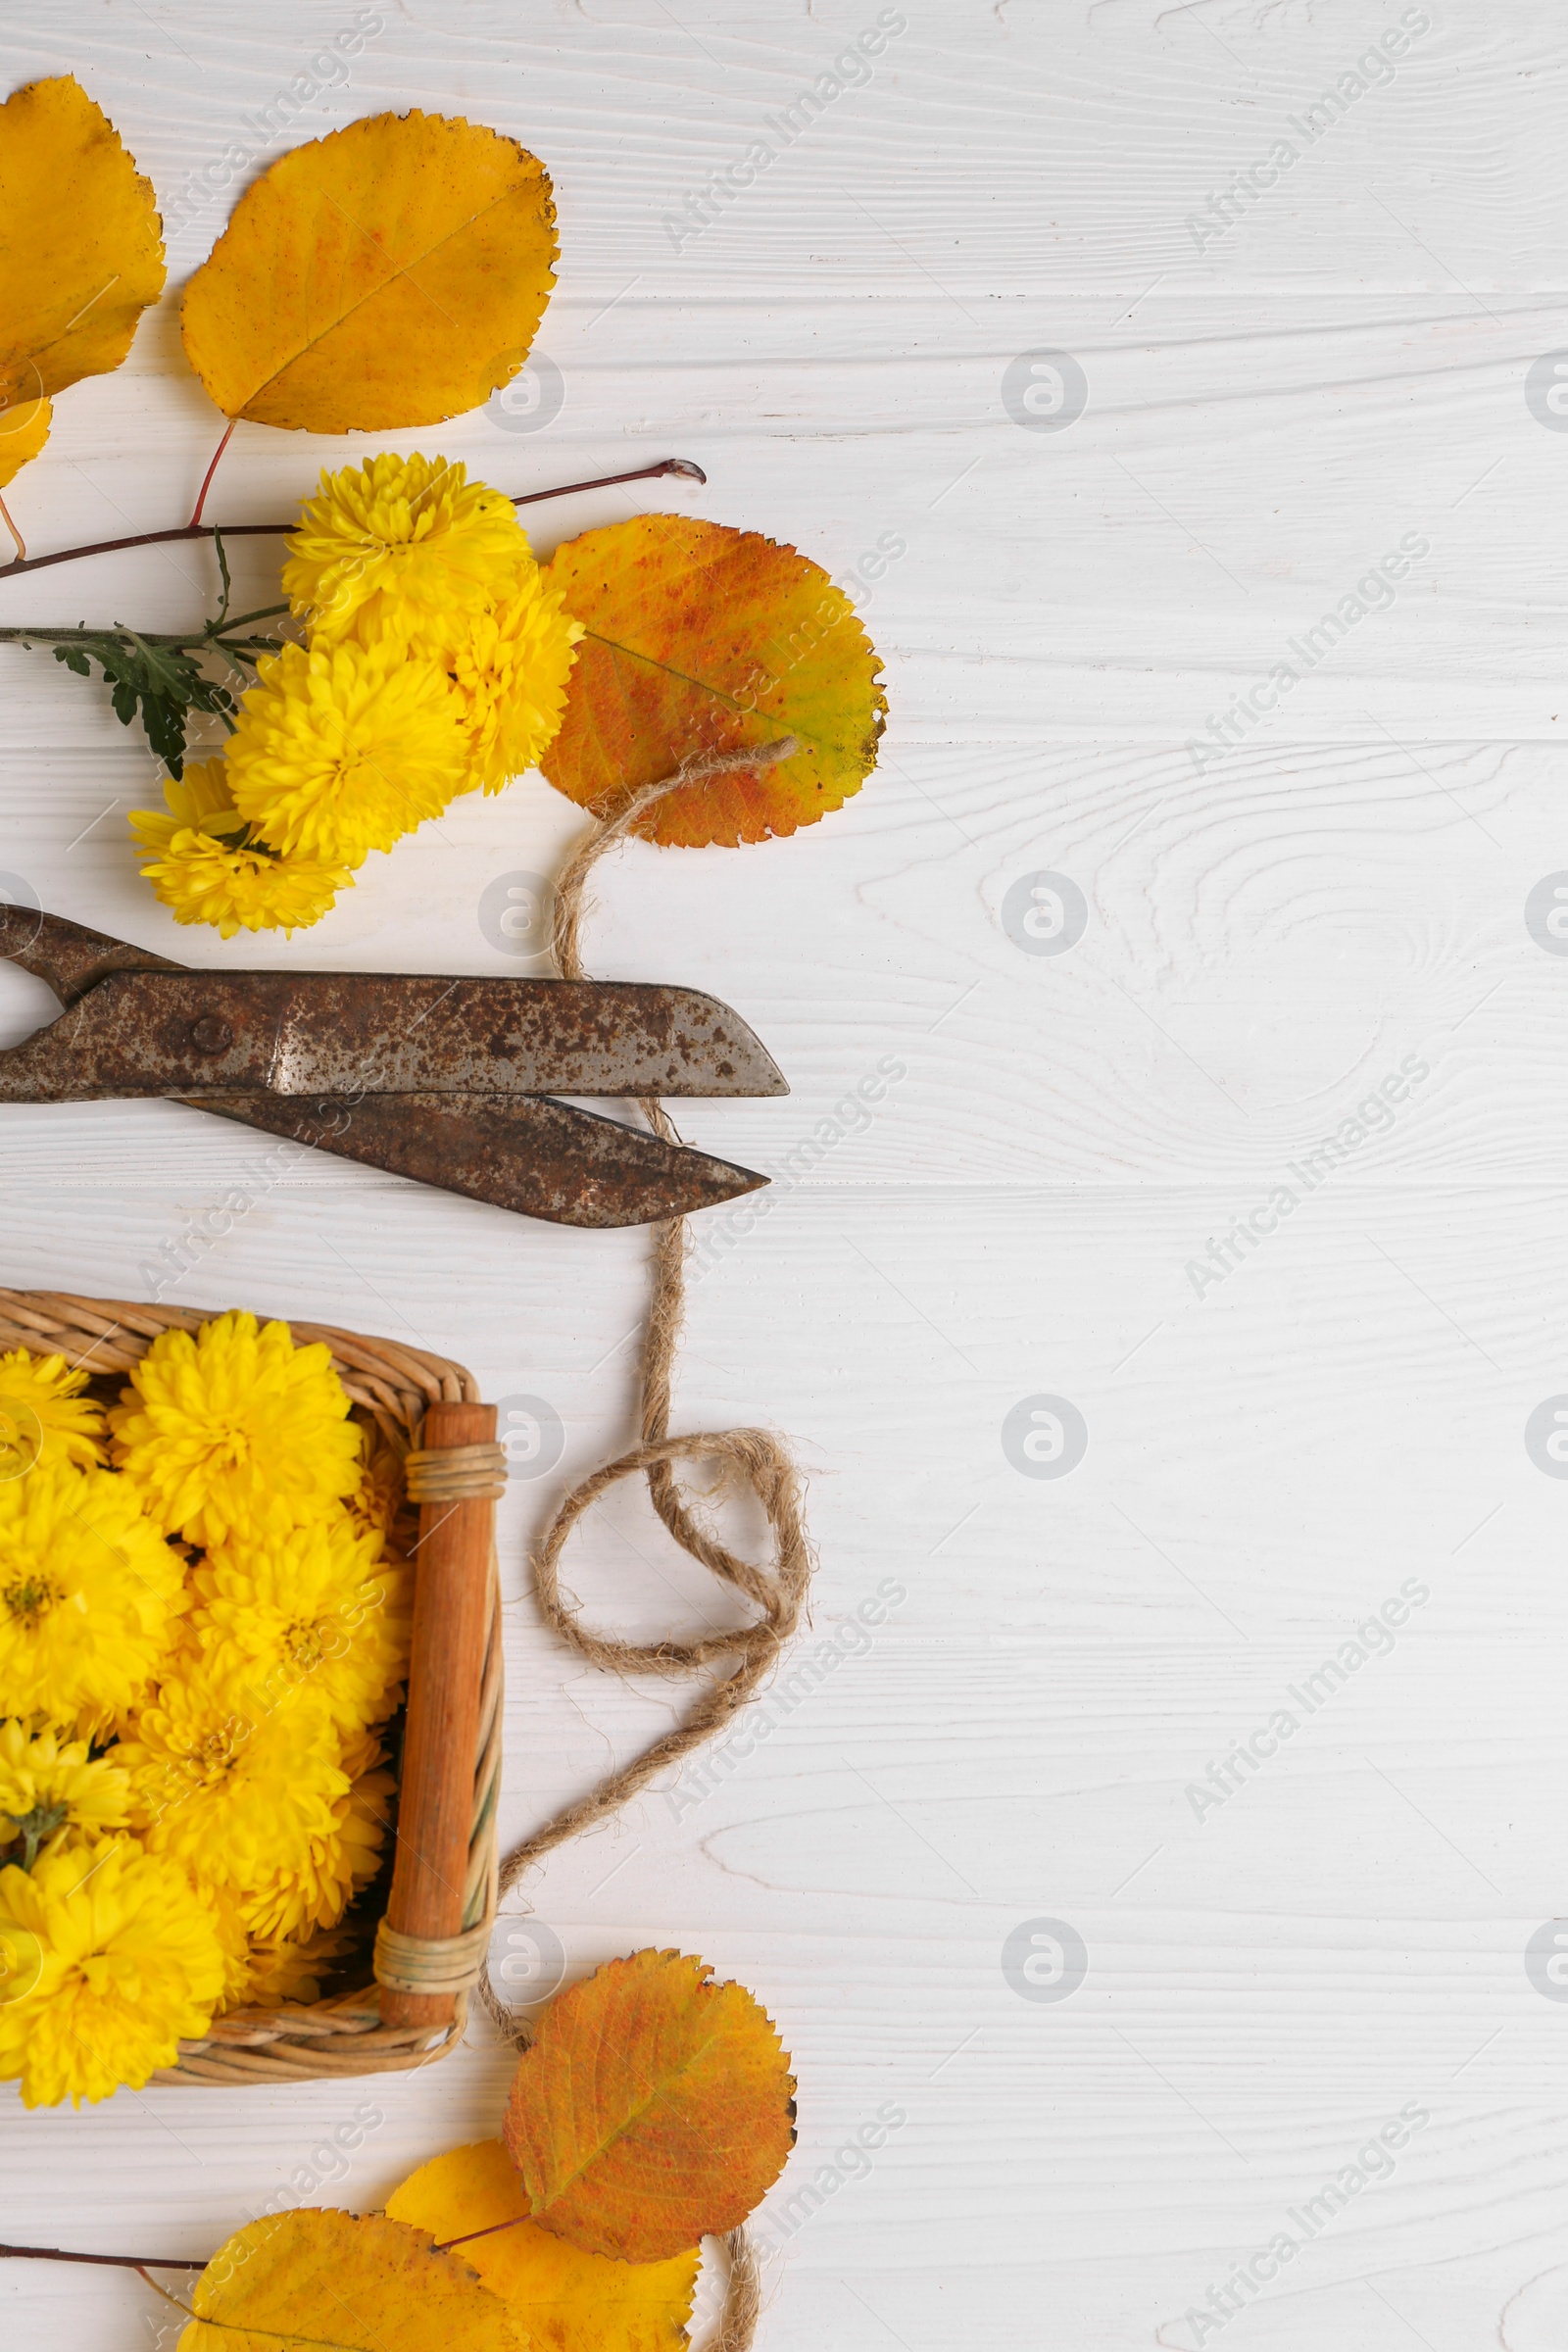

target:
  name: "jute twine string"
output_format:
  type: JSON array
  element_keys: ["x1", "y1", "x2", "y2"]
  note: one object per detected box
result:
[{"x1": 483, "y1": 741, "x2": 807, "y2": 2350}]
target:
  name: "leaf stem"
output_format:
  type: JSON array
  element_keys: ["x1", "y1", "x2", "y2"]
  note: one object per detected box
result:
[
  {"x1": 0, "y1": 2243, "x2": 205, "y2": 2272},
  {"x1": 189, "y1": 418, "x2": 236, "y2": 528},
  {"x1": 430, "y1": 2215, "x2": 530, "y2": 2256},
  {"x1": 135, "y1": 2267, "x2": 195, "y2": 2316},
  {"x1": 0, "y1": 459, "x2": 708, "y2": 585},
  {"x1": 0, "y1": 491, "x2": 24, "y2": 564}
]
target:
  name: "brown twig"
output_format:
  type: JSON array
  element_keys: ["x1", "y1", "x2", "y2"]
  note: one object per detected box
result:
[
  {"x1": 0, "y1": 458, "x2": 708, "y2": 583},
  {"x1": 0, "y1": 2243, "x2": 205, "y2": 2272}
]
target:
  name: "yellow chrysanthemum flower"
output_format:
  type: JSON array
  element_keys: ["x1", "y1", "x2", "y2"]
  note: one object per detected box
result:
[
  {"x1": 200, "y1": 1886, "x2": 359, "y2": 2017},
  {"x1": 0, "y1": 1460, "x2": 184, "y2": 1727},
  {"x1": 131, "y1": 747, "x2": 250, "y2": 848},
  {"x1": 134, "y1": 829, "x2": 352, "y2": 940},
  {"x1": 0, "y1": 1347, "x2": 104, "y2": 1474},
  {"x1": 185, "y1": 1515, "x2": 410, "y2": 1737},
  {"x1": 109, "y1": 1310, "x2": 364, "y2": 1548},
  {"x1": 283, "y1": 453, "x2": 532, "y2": 645},
  {"x1": 243, "y1": 1921, "x2": 359, "y2": 2010},
  {"x1": 0, "y1": 1720, "x2": 130, "y2": 1867},
  {"x1": 239, "y1": 1761, "x2": 392, "y2": 1943},
  {"x1": 223, "y1": 637, "x2": 469, "y2": 865},
  {"x1": 130, "y1": 757, "x2": 351, "y2": 939},
  {"x1": 349, "y1": 1425, "x2": 415, "y2": 1553},
  {"x1": 119, "y1": 1669, "x2": 347, "y2": 1892},
  {"x1": 203, "y1": 1882, "x2": 258, "y2": 2012},
  {"x1": 441, "y1": 565, "x2": 584, "y2": 793},
  {"x1": 0, "y1": 1837, "x2": 226, "y2": 2106},
  {"x1": 337, "y1": 1723, "x2": 389, "y2": 1785}
]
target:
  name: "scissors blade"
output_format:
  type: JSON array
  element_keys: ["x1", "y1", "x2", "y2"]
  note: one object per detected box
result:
[
  {"x1": 0, "y1": 969, "x2": 786, "y2": 1102},
  {"x1": 184, "y1": 1091, "x2": 767, "y2": 1228}
]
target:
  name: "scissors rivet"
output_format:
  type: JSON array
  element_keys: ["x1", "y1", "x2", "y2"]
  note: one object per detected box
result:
[{"x1": 190, "y1": 1015, "x2": 232, "y2": 1054}]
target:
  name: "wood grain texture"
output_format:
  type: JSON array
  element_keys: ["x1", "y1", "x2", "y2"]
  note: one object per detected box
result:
[{"x1": 3, "y1": 3, "x2": 1568, "y2": 2347}]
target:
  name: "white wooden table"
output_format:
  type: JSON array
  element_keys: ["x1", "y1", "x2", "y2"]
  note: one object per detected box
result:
[{"x1": 4, "y1": 4, "x2": 1568, "y2": 2344}]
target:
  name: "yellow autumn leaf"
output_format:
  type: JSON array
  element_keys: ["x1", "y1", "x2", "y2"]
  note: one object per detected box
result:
[
  {"x1": 176, "y1": 2208, "x2": 525, "y2": 2352},
  {"x1": 541, "y1": 515, "x2": 887, "y2": 849},
  {"x1": 181, "y1": 111, "x2": 558, "y2": 432},
  {"x1": 388, "y1": 2138, "x2": 701, "y2": 2352},
  {"x1": 0, "y1": 393, "x2": 50, "y2": 491},
  {"x1": 0, "y1": 74, "x2": 166, "y2": 418}
]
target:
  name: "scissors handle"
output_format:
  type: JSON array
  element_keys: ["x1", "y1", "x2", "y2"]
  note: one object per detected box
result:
[{"x1": 0, "y1": 903, "x2": 183, "y2": 1007}]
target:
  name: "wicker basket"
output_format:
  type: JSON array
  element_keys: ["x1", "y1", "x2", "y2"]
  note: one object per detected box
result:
[{"x1": 0, "y1": 1287, "x2": 504, "y2": 2085}]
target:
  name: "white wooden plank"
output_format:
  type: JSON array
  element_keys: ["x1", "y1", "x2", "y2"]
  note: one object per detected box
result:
[{"x1": 4, "y1": 2, "x2": 1568, "y2": 2347}]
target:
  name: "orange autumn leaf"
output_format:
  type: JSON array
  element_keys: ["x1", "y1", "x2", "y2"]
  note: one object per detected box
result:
[
  {"x1": 176, "y1": 2208, "x2": 523, "y2": 2352},
  {"x1": 180, "y1": 111, "x2": 557, "y2": 432},
  {"x1": 503, "y1": 1947, "x2": 797, "y2": 2263},
  {"x1": 0, "y1": 74, "x2": 166, "y2": 477},
  {"x1": 541, "y1": 514, "x2": 887, "y2": 848},
  {"x1": 388, "y1": 2137, "x2": 701, "y2": 2352}
]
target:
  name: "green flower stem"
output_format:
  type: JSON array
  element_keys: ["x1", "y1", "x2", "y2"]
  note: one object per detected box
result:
[
  {"x1": 10, "y1": 1802, "x2": 68, "y2": 1871},
  {"x1": 0, "y1": 594, "x2": 295, "y2": 772},
  {"x1": 0, "y1": 607, "x2": 290, "y2": 655}
]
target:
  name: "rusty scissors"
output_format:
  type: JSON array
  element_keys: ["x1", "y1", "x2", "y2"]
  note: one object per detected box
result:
[{"x1": 0, "y1": 904, "x2": 785, "y2": 1228}]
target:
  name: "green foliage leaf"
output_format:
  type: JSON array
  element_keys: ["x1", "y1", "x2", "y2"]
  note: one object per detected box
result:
[{"x1": 49, "y1": 629, "x2": 235, "y2": 775}]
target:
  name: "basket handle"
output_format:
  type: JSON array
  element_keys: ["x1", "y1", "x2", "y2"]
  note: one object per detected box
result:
[{"x1": 376, "y1": 1400, "x2": 503, "y2": 2032}]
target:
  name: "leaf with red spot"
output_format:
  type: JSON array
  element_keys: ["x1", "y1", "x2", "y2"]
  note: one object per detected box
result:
[{"x1": 541, "y1": 514, "x2": 886, "y2": 848}]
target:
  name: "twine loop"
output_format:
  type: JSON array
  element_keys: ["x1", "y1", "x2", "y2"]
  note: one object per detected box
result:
[
  {"x1": 536, "y1": 1429, "x2": 809, "y2": 1681},
  {"x1": 492, "y1": 1427, "x2": 811, "y2": 1899}
]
